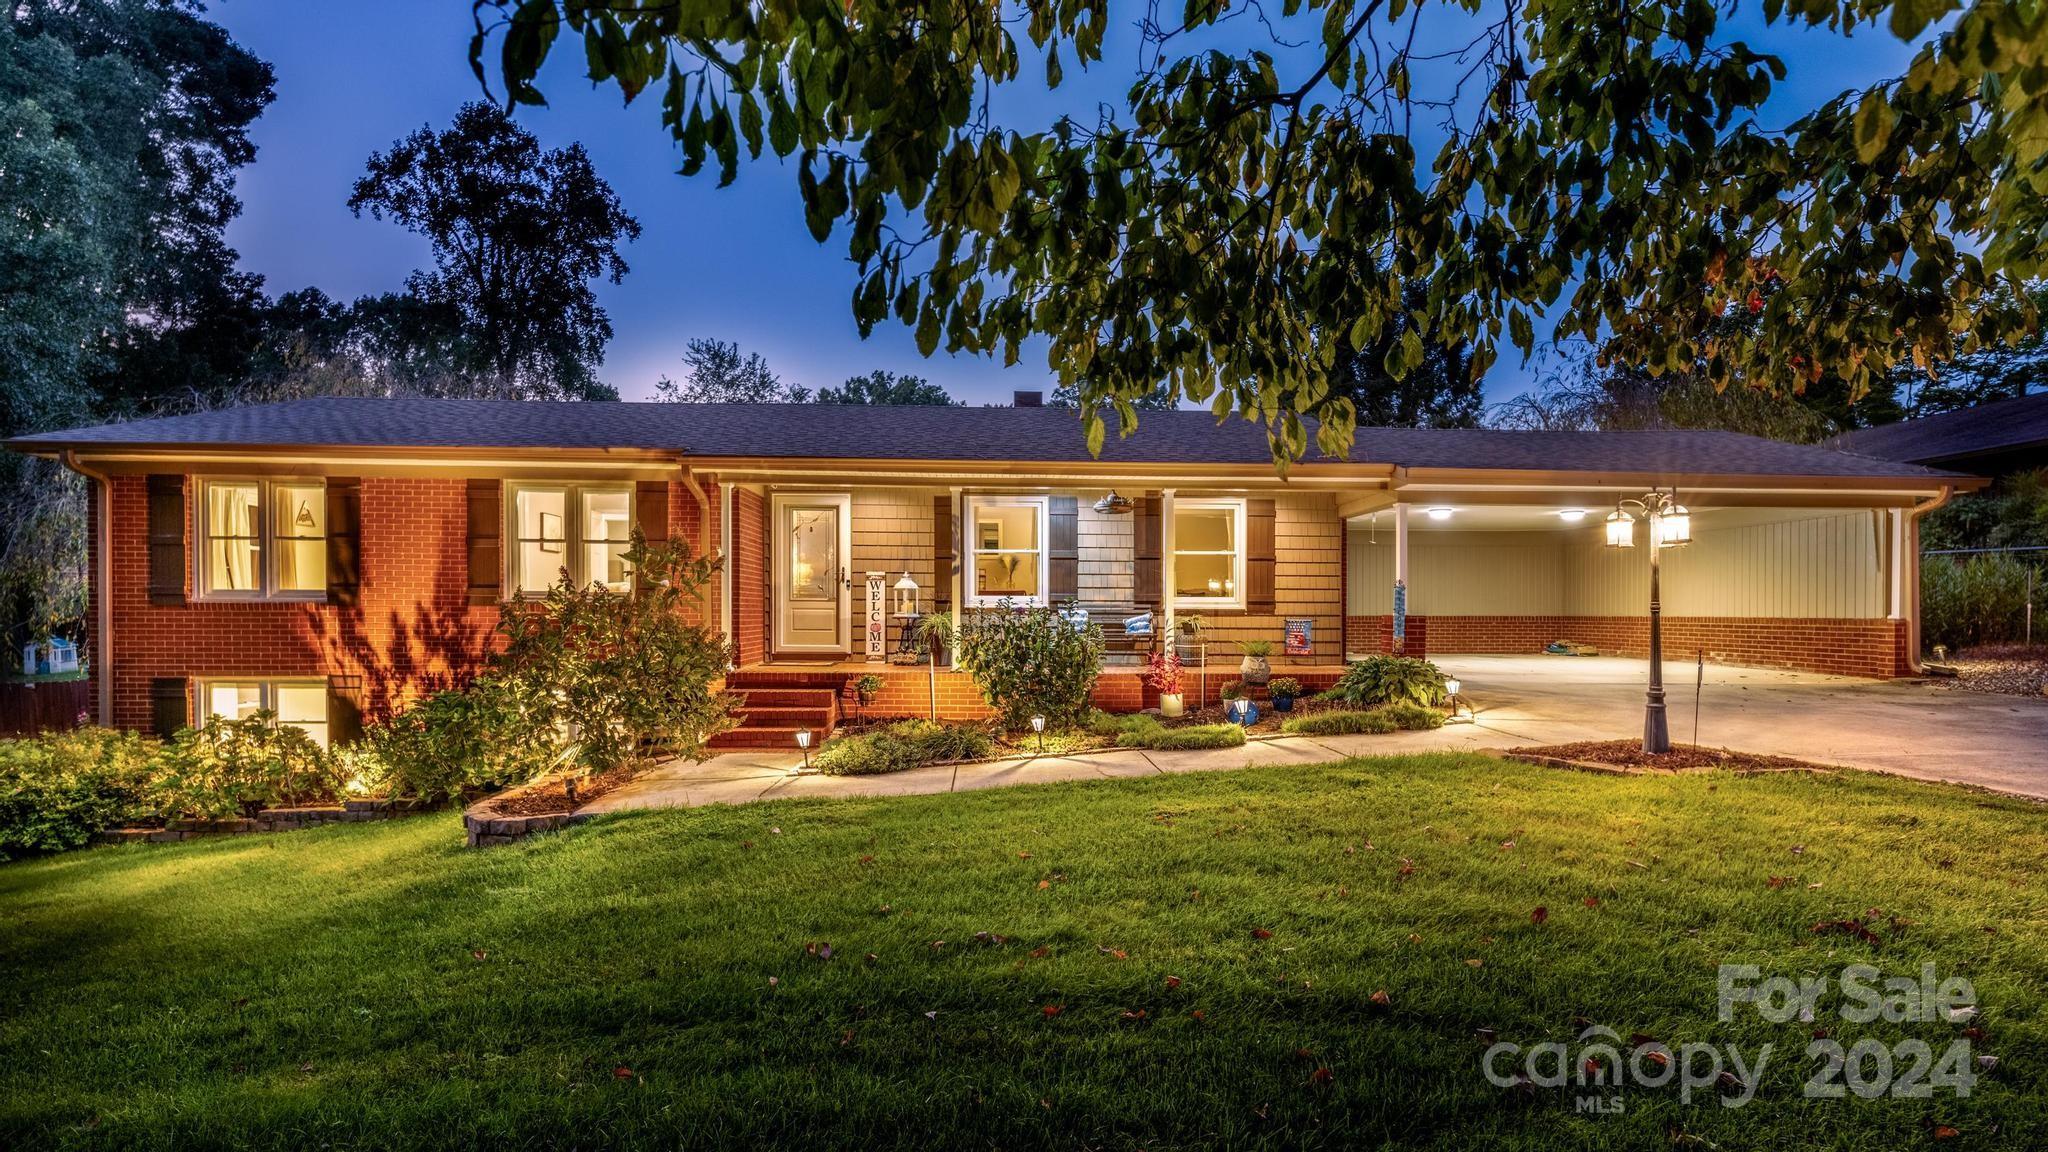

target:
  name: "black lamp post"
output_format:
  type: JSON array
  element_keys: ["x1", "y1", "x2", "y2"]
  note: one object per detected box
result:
[{"x1": 1604, "y1": 490, "x2": 1692, "y2": 753}]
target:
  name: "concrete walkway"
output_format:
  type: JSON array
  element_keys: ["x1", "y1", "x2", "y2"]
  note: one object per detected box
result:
[{"x1": 580, "y1": 655, "x2": 2048, "y2": 816}]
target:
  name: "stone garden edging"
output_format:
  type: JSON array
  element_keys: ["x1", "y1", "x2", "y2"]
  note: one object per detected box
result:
[{"x1": 93, "y1": 798, "x2": 421, "y2": 845}]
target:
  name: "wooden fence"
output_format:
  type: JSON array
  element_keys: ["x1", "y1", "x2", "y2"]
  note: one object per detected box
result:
[{"x1": 0, "y1": 678, "x2": 90, "y2": 737}]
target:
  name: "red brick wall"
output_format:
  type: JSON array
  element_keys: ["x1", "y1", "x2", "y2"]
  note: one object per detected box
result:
[
  {"x1": 1343, "y1": 613, "x2": 1908, "y2": 679},
  {"x1": 94, "y1": 475, "x2": 709, "y2": 732}
]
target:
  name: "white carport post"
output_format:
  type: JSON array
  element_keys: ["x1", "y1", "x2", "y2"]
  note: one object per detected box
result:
[
  {"x1": 1160, "y1": 488, "x2": 1178, "y2": 637},
  {"x1": 1887, "y1": 508, "x2": 1907, "y2": 620},
  {"x1": 1392, "y1": 503, "x2": 1410, "y2": 650}
]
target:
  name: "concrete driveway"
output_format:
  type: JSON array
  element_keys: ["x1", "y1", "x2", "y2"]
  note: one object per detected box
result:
[{"x1": 1437, "y1": 655, "x2": 2048, "y2": 798}]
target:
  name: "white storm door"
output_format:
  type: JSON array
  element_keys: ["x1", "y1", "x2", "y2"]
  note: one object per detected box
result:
[{"x1": 774, "y1": 493, "x2": 851, "y2": 653}]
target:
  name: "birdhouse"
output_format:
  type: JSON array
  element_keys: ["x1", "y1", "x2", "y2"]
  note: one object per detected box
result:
[{"x1": 892, "y1": 571, "x2": 919, "y2": 617}]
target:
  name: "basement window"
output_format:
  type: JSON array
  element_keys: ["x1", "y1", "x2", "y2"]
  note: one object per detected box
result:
[{"x1": 198, "y1": 679, "x2": 330, "y2": 748}]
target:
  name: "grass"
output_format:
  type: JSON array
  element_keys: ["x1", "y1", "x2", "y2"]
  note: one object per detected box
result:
[{"x1": 2, "y1": 754, "x2": 2044, "y2": 1150}]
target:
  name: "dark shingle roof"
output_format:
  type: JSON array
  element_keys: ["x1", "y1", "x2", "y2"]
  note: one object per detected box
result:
[
  {"x1": 7, "y1": 397, "x2": 1962, "y2": 482},
  {"x1": 1831, "y1": 391, "x2": 2048, "y2": 467}
]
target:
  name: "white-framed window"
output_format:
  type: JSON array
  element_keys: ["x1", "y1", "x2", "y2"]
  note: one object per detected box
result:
[
  {"x1": 1172, "y1": 498, "x2": 1246, "y2": 609},
  {"x1": 506, "y1": 482, "x2": 635, "y2": 596},
  {"x1": 198, "y1": 679, "x2": 330, "y2": 748},
  {"x1": 967, "y1": 495, "x2": 1049, "y2": 606},
  {"x1": 196, "y1": 478, "x2": 327, "y2": 600}
]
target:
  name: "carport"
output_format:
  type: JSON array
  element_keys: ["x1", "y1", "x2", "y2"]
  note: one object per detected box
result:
[{"x1": 1343, "y1": 491, "x2": 1931, "y2": 679}]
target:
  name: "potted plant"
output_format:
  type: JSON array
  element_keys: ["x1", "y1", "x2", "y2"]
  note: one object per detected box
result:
[
  {"x1": 914, "y1": 612, "x2": 955, "y2": 720},
  {"x1": 1219, "y1": 680, "x2": 1258, "y2": 726},
  {"x1": 1238, "y1": 639, "x2": 1275, "y2": 687},
  {"x1": 1268, "y1": 677, "x2": 1302, "y2": 713},
  {"x1": 853, "y1": 674, "x2": 883, "y2": 722},
  {"x1": 1145, "y1": 649, "x2": 1186, "y2": 717}
]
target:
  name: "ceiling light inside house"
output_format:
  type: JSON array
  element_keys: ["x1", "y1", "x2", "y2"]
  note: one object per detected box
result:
[
  {"x1": 1556, "y1": 508, "x2": 1587, "y2": 523},
  {"x1": 1426, "y1": 507, "x2": 1454, "y2": 522}
]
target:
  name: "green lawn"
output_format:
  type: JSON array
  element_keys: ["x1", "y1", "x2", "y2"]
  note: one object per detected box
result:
[{"x1": 1, "y1": 754, "x2": 2043, "y2": 1150}]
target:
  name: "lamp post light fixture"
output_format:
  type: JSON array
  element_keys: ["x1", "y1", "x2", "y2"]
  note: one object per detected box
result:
[
  {"x1": 1030, "y1": 714, "x2": 1046, "y2": 753},
  {"x1": 794, "y1": 727, "x2": 813, "y2": 774},
  {"x1": 1443, "y1": 676, "x2": 1463, "y2": 720},
  {"x1": 1603, "y1": 489, "x2": 1692, "y2": 753}
]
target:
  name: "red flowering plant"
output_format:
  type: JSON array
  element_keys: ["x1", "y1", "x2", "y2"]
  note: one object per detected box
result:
[{"x1": 1143, "y1": 649, "x2": 1184, "y2": 696}]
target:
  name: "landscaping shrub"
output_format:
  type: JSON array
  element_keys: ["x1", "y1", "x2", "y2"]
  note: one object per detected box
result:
[
  {"x1": 153, "y1": 712, "x2": 348, "y2": 819},
  {"x1": 495, "y1": 535, "x2": 737, "y2": 775},
  {"x1": 956, "y1": 601, "x2": 1104, "y2": 730},
  {"x1": 0, "y1": 729, "x2": 160, "y2": 857},
  {"x1": 1281, "y1": 710, "x2": 1398, "y2": 736},
  {"x1": 1319, "y1": 656, "x2": 1448, "y2": 709},
  {"x1": 1106, "y1": 713, "x2": 1246, "y2": 750},
  {"x1": 1282, "y1": 704, "x2": 1445, "y2": 736},
  {"x1": 359, "y1": 676, "x2": 562, "y2": 803},
  {"x1": 1375, "y1": 702, "x2": 1447, "y2": 730},
  {"x1": 814, "y1": 720, "x2": 993, "y2": 776},
  {"x1": 1921, "y1": 551, "x2": 2042, "y2": 651}
]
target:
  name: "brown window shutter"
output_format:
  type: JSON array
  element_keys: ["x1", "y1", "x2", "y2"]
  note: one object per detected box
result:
[
  {"x1": 150, "y1": 677, "x2": 188, "y2": 739},
  {"x1": 327, "y1": 675, "x2": 365, "y2": 746},
  {"x1": 1134, "y1": 494, "x2": 1162, "y2": 605},
  {"x1": 1246, "y1": 498, "x2": 1277, "y2": 614},
  {"x1": 325, "y1": 478, "x2": 362, "y2": 607},
  {"x1": 932, "y1": 494, "x2": 954, "y2": 611},
  {"x1": 146, "y1": 474, "x2": 186, "y2": 606},
  {"x1": 634, "y1": 480, "x2": 670, "y2": 593},
  {"x1": 466, "y1": 479, "x2": 503, "y2": 605},
  {"x1": 1048, "y1": 496, "x2": 1079, "y2": 601}
]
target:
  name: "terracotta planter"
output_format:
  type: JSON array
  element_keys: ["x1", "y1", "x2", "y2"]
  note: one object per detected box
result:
[
  {"x1": 1158, "y1": 692, "x2": 1185, "y2": 718},
  {"x1": 1240, "y1": 654, "x2": 1272, "y2": 686}
]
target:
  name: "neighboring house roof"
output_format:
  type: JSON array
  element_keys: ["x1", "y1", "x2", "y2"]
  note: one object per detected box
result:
[
  {"x1": 7, "y1": 397, "x2": 1965, "y2": 483},
  {"x1": 1831, "y1": 390, "x2": 2048, "y2": 470}
]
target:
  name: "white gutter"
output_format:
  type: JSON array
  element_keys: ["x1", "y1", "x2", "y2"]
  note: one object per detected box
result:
[{"x1": 58, "y1": 451, "x2": 114, "y2": 727}]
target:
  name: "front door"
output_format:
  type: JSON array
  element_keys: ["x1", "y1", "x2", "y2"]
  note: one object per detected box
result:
[{"x1": 773, "y1": 493, "x2": 851, "y2": 654}]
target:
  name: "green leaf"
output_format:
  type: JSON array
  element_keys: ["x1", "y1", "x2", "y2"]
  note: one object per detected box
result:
[{"x1": 1853, "y1": 92, "x2": 1893, "y2": 164}]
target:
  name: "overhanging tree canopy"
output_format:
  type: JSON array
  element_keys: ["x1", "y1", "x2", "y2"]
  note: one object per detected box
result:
[{"x1": 473, "y1": 0, "x2": 2045, "y2": 466}]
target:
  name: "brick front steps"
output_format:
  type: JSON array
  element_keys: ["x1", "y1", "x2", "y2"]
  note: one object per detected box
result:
[
  {"x1": 711, "y1": 675, "x2": 842, "y2": 752},
  {"x1": 92, "y1": 799, "x2": 420, "y2": 845}
]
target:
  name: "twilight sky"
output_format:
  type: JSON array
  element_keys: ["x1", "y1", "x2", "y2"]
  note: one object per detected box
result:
[{"x1": 212, "y1": 2, "x2": 1917, "y2": 407}]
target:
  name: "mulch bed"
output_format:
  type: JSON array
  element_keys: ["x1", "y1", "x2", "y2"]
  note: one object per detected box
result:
[
  {"x1": 1509, "y1": 740, "x2": 1836, "y2": 774},
  {"x1": 1928, "y1": 644, "x2": 2048, "y2": 698},
  {"x1": 480, "y1": 765, "x2": 635, "y2": 818}
]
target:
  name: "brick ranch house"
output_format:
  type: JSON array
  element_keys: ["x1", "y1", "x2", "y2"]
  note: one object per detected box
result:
[{"x1": 8, "y1": 396, "x2": 1977, "y2": 749}]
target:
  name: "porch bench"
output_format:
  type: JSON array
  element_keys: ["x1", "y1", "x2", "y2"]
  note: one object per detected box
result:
[{"x1": 1070, "y1": 603, "x2": 1160, "y2": 666}]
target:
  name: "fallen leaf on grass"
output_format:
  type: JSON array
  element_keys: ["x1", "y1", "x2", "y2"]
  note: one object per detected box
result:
[
  {"x1": 1017, "y1": 851, "x2": 1033, "y2": 859},
  {"x1": 1933, "y1": 1126, "x2": 1959, "y2": 1140},
  {"x1": 1037, "y1": 880, "x2": 1051, "y2": 890},
  {"x1": 1027, "y1": 946, "x2": 1052, "y2": 959},
  {"x1": 1164, "y1": 975, "x2": 1182, "y2": 988},
  {"x1": 858, "y1": 854, "x2": 874, "y2": 865},
  {"x1": 1252, "y1": 928, "x2": 1274, "y2": 940},
  {"x1": 1041, "y1": 1004, "x2": 1064, "y2": 1018},
  {"x1": 1120, "y1": 1009, "x2": 1148, "y2": 1020},
  {"x1": 1370, "y1": 989, "x2": 1392, "y2": 1006},
  {"x1": 1767, "y1": 876, "x2": 1789, "y2": 889},
  {"x1": 1465, "y1": 959, "x2": 1484, "y2": 968},
  {"x1": 1309, "y1": 1067, "x2": 1333, "y2": 1086},
  {"x1": 767, "y1": 976, "x2": 779, "y2": 987},
  {"x1": 1190, "y1": 1009, "x2": 1207, "y2": 1021},
  {"x1": 1583, "y1": 897, "x2": 1601, "y2": 908},
  {"x1": 613, "y1": 1066, "x2": 633, "y2": 1080},
  {"x1": 805, "y1": 942, "x2": 834, "y2": 960},
  {"x1": 471, "y1": 950, "x2": 487, "y2": 961},
  {"x1": 923, "y1": 1011, "x2": 937, "y2": 1021},
  {"x1": 1530, "y1": 907, "x2": 1549, "y2": 925}
]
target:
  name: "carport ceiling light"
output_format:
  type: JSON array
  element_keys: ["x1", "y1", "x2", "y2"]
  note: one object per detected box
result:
[
  {"x1": 1426, "y1": 507, "x2": 1454, "y2": 521},
  {"x1": 1556, "y1": 508, "x2": 1587, "y2": 522}
]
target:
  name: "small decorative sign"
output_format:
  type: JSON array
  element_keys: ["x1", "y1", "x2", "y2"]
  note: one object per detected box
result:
[
  {"x1": 865, "y1": 571, "x2": 886, "y2": 661},
  {"x1": 1392, "y1": 580, "x2": 1407, "y2": 640},
  {"x1": 1283, "y1": 617, "x2": 1314, "y2": 656}
]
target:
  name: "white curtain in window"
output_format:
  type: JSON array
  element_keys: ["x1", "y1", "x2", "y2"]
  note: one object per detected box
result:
[{"x1": 209, "y1": 484, "x2": 258, "y2": 592}]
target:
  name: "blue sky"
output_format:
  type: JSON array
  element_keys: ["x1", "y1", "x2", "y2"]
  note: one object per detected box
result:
[{"x1": 213, "y1": 2, "x2": 1914, "y2": 406}]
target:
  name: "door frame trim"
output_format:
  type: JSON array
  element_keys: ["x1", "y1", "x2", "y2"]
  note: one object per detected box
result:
[{"x1": 770, "y1": 491, "x2": 852, "y2": 655}]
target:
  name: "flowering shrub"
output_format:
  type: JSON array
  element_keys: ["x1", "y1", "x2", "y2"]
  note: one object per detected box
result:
[
  {"x1": 1143, "y1": 649, "x2": 1184, "y2": 696},
  {"x1": 0, "y1": 728, "x2": 161, "y2": 857},
  {"x1": 358, "y1": 676, "x2": 562, "y2": 803},
  {"x1": 957, "y1": 600, "x2": 1104, "y2": 730},
  {"x1": 153, "y1": 712, "x2": 348, "y2": 819},
  {"x1": 494, "y1": 535, "x2": 737, "y2": 776}
]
